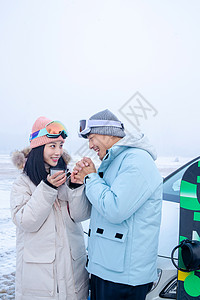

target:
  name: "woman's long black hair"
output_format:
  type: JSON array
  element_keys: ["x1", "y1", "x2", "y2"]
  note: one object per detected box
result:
[{"x1": 23, "y1": 145, "x2": 66, "y2": 186}]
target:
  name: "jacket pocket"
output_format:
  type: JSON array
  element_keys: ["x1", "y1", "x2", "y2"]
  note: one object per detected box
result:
[
  {"x1": 91, "y1": 224, "x2": 128, "y2": 272},
  {"x1": 64, "y1": 218, "x2": 89, "y2": 294},
  {"x1": 22, "y1": 260, "x2": 55, "y2": 297},
  {"x1": 22, "y1": 224, "x2": 55, "y2": 296},
  {"x1": 71, "y1": 252, "x2": 89, "y2": 293},
  {"x1": 69, "y1": 225, "x2": 89, "y2": 293}
]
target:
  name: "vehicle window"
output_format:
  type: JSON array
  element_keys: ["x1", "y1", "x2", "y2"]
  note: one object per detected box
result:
[{"x1": 163, "y1": 162, "x2": 196, "y2": 203}]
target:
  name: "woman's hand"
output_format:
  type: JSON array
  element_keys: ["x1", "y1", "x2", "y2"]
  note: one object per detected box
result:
[
  {"x1": 70, "y1": 171, "x2": 84, "y2": 184},
  {"x1": 47, "y1": 171, "x2": 66, "y2": 187}
]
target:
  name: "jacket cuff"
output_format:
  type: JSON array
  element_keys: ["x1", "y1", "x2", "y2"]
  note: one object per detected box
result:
[
  {"x1": 68, "y1": 178, "x2": 83, "y2": 190},
  {"x1": 84, "y1": 173, "x2": 98, "y2": 184},
  {"x1": 44, "y1": 178, "x2": 58, "y2": 190}
]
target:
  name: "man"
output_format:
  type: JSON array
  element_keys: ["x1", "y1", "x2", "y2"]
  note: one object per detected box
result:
[{"x1": 73, "y1": 109, "x2": 163, "y2": 300}]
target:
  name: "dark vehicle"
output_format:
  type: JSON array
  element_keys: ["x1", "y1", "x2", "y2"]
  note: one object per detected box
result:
[{"x1": 146, "y1": 156, "x2": 200, "y2": 299}]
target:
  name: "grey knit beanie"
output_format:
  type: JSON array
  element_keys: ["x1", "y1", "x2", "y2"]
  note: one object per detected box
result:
[{"x1": 86, "y1": 109, "x2": 126, "y2": 138}]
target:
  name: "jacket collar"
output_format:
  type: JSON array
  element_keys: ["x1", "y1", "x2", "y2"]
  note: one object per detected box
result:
[
  {"x1": 98, "y1": 144, "x2": 127, "y2": 173},
  {"x1": 98, "y1": 132, "x2": 156, "y2": 172}
]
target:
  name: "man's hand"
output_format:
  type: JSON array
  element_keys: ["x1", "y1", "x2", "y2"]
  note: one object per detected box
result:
[{"x1": 72, "y1": 157, "x2": 96, "y2": 183}]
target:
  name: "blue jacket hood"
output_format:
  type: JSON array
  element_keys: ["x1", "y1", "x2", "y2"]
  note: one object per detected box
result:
[{"x1": 110, "y1": 132, "x2": 157, "y2": 161}]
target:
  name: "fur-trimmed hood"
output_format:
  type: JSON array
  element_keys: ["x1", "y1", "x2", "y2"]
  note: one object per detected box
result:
[{"x1": 11, "y1": 147, "x2": 71, "y2": 170}]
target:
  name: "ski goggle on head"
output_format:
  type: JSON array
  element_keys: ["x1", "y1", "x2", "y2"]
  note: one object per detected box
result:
[
  {"x1": 78, "y1": 119, "x2": 124, "y2": 137},
  {"x1": 29, "y1": 121, "x2": 68, "y2": 142}
]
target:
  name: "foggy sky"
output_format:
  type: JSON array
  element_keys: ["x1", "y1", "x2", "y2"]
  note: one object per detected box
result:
[{"x1": 0, "y1": 0, "x2": 199, "y2": 158}]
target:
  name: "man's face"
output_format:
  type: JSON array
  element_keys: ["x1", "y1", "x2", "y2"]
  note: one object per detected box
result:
[{"x1": 88, "y1": 134, "x2": 115, "y2": 160}]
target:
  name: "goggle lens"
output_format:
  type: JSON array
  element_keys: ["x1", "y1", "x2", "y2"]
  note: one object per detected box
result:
[
  {"x1": 46, "y1": 121, "x2": 67, "y2": 135},
  {"x1": 79, "y1": 120, "x2": 87, "y2": 133}
]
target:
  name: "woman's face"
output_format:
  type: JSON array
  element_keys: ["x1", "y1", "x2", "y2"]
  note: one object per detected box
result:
[{"x1": 43, "y1": 141, "x2": 64, "y2": 167}]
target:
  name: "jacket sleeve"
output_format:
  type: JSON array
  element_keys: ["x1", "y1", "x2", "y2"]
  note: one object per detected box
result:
[
  {"x1": 85, "y1": 154, "x2": 158, "y2": 224},
  {"x1": 58, "y1": 182, "x2": 91, "y2": 222},
  {"x1": 10, "y1": 175, "x2": 57, "y2": 232}
]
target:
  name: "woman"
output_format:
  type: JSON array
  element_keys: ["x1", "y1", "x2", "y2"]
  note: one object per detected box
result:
[{"x1": 10, "y1": 116, "x2": 91, "y2": 300}]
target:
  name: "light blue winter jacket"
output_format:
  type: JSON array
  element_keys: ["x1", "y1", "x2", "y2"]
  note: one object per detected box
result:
[{"x1": 84, "y1": 133, "x2": 163, "y2": 286}]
